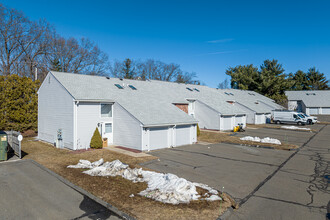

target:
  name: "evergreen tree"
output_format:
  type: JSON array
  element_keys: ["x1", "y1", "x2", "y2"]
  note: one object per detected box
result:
[
  {"x1": 225, "y1": 64, "x2": 259, "y2": 90},
  {"x1": 122, "y1": 58, "x2": 135, "y2": 79},
  {"x1": 306, "y1": 67, "x2": 329, "y2": 90},
  {"x1": 288, "y1": 70, "x2": 308, "y2": 90},
  {"x1": 90, "y1": 127, "x2": 103, "y2": 149}
]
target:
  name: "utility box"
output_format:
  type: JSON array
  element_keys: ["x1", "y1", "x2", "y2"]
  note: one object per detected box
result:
[
  {"x1": 0, "y1": 131, "x2": 8, "y2": 161},
  {"x1": 102, "y1": 138, "x2": 108, "y2": 148}
]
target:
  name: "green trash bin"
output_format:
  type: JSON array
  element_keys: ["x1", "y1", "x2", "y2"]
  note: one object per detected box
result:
[{"x1": 0, "y1": 131, "x2": 7, "y2": 161}]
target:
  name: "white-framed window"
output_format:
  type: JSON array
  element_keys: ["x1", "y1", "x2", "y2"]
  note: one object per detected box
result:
[
  {"x1": 101, "y1": 104, "x2": 112, "y2": 117},
  {"x1": 105, "y1": 123, "x2": 112, "y2": 133}
]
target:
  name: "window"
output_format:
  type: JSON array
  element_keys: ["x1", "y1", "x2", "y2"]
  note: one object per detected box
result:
[
  {"x1": 101, "y1": 104, "x2": 112, "y2": 117},
  {"x1": 128, "y1": 85, "x2": 137, "y2": 90},
  {"x1": 105, "y1": 123, "x2": 112, "y2": 133},
  {"x1": 293, "y1": 114, "x2": 297, "y2": 119},
  {"x1": 194, "y1": 88, "x2": 200, "y2": 92},
  {"x1": 114, "y1": 84, "x2": 124, "y2": 89},
  {"x1": 186, "y1": 87, "x2": 193, "y2": 91}
]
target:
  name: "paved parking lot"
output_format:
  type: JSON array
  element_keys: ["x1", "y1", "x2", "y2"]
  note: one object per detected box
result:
[
  {"x1": 143, "y1": 124, "x2": 329, "y2": 219},
  {"x1": 0, "y1": 160, "x2": 120, "y2": 220}
]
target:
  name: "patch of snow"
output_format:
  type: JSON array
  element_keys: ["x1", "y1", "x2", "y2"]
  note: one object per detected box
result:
[
  {"x1": 281, "y1": 126, "x2": 311, "y2": 131},
  {"x1": 129, "y1": 194, "x2": 134, "y2": 198},
  {"x1": 68, "y1": 159, "x2": 222, "y2": 204},
  {"x1": 240, "y1": 136, "x2": 281, "y2": 145}
]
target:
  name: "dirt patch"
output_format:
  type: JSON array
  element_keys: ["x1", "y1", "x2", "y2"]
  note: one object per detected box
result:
[
  {"x1": 22, "y1": 139, "x2": 234, "y2": 219},
  {"x1": 198, "y1": 131, "x2": 298, "y2": 150}
]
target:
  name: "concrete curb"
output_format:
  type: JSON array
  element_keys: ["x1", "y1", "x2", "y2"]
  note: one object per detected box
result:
[
  {"x1": 261, "y1": 126, "x2": 316, "y2": 133},
  {"x1": 26, "y1": 159, "x2": 136, "y2": 220},
  {"x1": 222, "y1": 141, "x2": 277, "y2": 150}
]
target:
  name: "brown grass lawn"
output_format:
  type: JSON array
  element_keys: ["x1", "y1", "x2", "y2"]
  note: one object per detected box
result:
[
  {"x1": 22, "y1": 139, "x2": 234, "y2": 220},
  {"x1": 198, "y1": 130, "x2": 298, "y2": 150}
]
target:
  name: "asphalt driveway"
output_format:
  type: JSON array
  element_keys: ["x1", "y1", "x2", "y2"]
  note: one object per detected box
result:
[
  {"x1": 142, "y1": 125, "x2": 329, "y2": 219},
  {"x1": 0, "y1": 160, "x2": 120, "y2": 220}
]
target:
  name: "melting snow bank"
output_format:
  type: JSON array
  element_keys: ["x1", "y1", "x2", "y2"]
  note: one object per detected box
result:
[
  {"x1": 281, "y1": 126, "x2": 311, "y2": 131},
  {"x1": 240, "y1": 136, "x2": 281, "y2": 145},
  {"x1": 68, "y1": 159, "x2": 221, "y2": 204}
]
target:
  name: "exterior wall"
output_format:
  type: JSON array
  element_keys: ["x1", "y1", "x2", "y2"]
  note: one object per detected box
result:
[
  {"x1": 194, "y1": 101, "x2": 220, "y2": 130},
  {"x1": 235, "y1": 102, "x2": 255, "y2": 124},
  {"x1": 174, "y1": 104, "x2": 189, "y2": 114},
  {"x1": 113, "y1": 103, "x2": 142, "y2": 150},
  {"x1": 76, "y1": 102, "x2": 114, "y2": 150},
  {"x1": 38, "y1": 73, "x2": 74, "y2": 149}
]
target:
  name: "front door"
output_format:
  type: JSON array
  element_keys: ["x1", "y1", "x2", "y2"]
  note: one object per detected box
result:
[{"x1": 101, "y1": 122, "x2": 113, "y2": 146}]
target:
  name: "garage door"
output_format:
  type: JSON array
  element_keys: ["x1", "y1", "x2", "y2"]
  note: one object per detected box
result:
[
  {"x1": 309, "y1": 108, "x2": 318, "y2": 115},
  {"x1": 255, "y1": 114, "x2": 265, "y2": 124},
  {"x1": 175, "y1": 125, "x2": 191, "y2": 146},
  {"x1": 246, "y1": 113, "x2": 255, "y2": 124},
  {"x1": 221, "y1": 116, "x2": 233, "y2": 131},
  {"x1": 235, "y1": 115, "x2": 246, "y2": 127},
  {"x1": 322, "y1": 108, "x2": 330, "y2": 114},
  {"x1": 149, "y1": 127, "x2": 169, "y2": 150}
]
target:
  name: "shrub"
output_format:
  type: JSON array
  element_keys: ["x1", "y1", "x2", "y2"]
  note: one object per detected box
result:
[
  {"x1": 90, "y1": 127, "x2": 103, "y2": 149},
  {"x1": 197, "y1": 124, "x2": 200, "y2": 136}
]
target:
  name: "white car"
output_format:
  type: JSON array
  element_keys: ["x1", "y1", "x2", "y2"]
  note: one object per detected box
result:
[{"x1": 301, "y1": 113, "x2": 318, "y2": 124}]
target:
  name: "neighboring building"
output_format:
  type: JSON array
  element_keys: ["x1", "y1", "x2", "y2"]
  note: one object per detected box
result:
[{"x1": 286, "y1": 90, "x2": 330, "y2": 115}]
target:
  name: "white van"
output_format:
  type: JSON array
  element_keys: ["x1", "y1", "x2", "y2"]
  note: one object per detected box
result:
[
  {"x1": 301, "y1": 113, "x2": 317, "y2": 124},
  {"x1": 272, "y1": 110, "x2": 307, "y2": 125}
]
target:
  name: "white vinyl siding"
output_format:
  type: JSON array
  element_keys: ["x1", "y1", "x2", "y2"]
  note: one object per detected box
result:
[
  {"x1": 194, "y1": 100, "x2": 220, "y2": 130},
  {"x1": 175, "y1": 125, "x2": 191, "y2": 146},
  {"x1": 38, "y1": 73, "x2": 74, "y2": 149},
  {"x1": 113, "y1": 103, "x2": 142, "y2": 150},
  {"x1": 76, "y1": 102, "x2": 113, "y2": 149},
  {"x1": 149, "y1": 127, "x2": 169, "y2": 150}
]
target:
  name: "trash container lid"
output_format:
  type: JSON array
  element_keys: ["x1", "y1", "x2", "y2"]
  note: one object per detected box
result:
[{"x1": 0, "y1": 131, "x2": 6, "y2": 136}]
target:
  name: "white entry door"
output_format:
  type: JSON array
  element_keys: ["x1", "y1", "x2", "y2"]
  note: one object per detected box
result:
[{"x1": 101, "y1": 122, "x2": 113, "y2": 145}]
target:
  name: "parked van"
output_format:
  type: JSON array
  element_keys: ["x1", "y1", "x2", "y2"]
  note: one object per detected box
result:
[{"x1": 271, "y1": 110, "x2": 307, "y2": 125}]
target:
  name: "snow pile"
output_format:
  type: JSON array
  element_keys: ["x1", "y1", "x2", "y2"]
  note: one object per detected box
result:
[
  {"x1": 240, "y1": 136, "x2": 281, "y2": 145},
  {"x1": 281, "y1": 126, "x2": 311, "y2": 131},
  {"x1": 68, "y1": 159, "x2": 222, "y2": 204}
]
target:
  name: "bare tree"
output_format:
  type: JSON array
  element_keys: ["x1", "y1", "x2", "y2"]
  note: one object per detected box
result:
[
  {"x1": 0, "y1": 4, "x2": 47, "y2": 76},
  {"x1": 45, "y1": 36, "x2": 109, "y2": 75}
]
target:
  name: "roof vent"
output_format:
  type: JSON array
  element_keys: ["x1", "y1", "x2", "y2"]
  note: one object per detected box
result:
[
  {"x1": 106, "y1": 77, "x2": 110, "y2": 79},
  {"x1": 119, "y1": 78, "x2": 123, "y2": 81}
]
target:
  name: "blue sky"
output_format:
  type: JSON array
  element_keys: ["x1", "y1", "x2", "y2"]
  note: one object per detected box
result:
[{"x1": 3, "y1": 0, "x2": 330, "y2": 87}]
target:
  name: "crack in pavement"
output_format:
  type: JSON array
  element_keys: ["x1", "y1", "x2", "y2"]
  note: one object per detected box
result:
[
  {"x1": 238, "y1": 124, "x2": 327, "y2": 207},
  {"x1": 253, "y1": 195, "x2": 327, "y2": 210},
  {"x1": 305, "y1": 148, "x2": 330, "y2": 206}
]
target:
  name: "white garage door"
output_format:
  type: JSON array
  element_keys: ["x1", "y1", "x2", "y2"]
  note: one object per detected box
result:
[
  {"x1": 149, "y1": 127, "x2": 169, "y2": 150},
  {"x1": 246, "y1": 113, "x2": 255, "y2": 124},
  {"x1": 255, "y1": 114, "x2": 265, "y2": 124},
  {"x1": 222, "y1": 116, "x2": 233, "y2": 131},
  {"x1": 175, "y1": 125, "x2": 191, "y2": 146},
  {"x1": 322, "y1": 108, "x2": 330, "y2": 114},
  {"x1": 309, "y1": 108, "x2": 319, "y2": 115},
  {"x1": 235, "y1": 115, "x2": 246, "y2": 127}
]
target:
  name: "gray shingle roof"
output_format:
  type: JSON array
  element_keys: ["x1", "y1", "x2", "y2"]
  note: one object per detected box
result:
[
  {"x1": 286, "y1": 90, "x2": 330, "y2": 107},
  {"x1": 49, "y1": 71, "x2": 278, "y2": 126}
]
